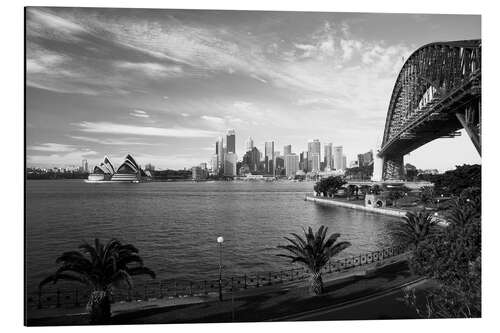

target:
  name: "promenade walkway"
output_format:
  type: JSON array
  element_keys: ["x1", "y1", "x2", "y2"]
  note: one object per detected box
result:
[{"x1": 27, "y1": 254, "x2": 426, "y2": 325}]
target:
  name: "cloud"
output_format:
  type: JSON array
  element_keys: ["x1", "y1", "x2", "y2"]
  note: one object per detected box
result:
[
  {"x1": 26, "y1": 8, "x2": 89, "y2": 42},
  {"x1": 28, "y1": 142, "x2": 76, "y2": 152},
  {"x1": 114, "y1": 61, "x2": 183, "y2": 78},
  {"x1": 69, "y1": 136, "x2": 157, "y2": 146},
  {"x1": 76, "y1": 121, "x2": 218, "y2": 138},
  {"x1": 201, "y1": 115, "x2": 225, "y2": 124},
  {"x1": 27, "y1": 142, "x2": 98, "y2": 167},
  {"x1": 130, "y1": 109, "x2": 150, "y2": 118}
]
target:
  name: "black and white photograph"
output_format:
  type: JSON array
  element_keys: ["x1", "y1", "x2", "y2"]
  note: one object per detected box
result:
[{"x1": 19, "y1": 2, "x2": 487, "y2": 329}]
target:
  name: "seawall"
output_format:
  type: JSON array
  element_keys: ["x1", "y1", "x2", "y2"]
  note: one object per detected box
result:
[{"x1": 305, "y1": 195, "x2": 407, "y2": 217}]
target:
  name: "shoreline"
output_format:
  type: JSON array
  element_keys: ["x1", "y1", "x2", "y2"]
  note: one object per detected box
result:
[{"x1": 305, "y1": 195, "x2": 407, "y2": 217}]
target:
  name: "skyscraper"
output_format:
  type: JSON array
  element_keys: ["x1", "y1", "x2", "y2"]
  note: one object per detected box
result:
[
  {"x1": 285, "y1": 154, "x2": 299, "y2": 177},
  {"x1": 333, "y1": 146, "x2": 343, "y2": 170},
  {"x1": 245, "y1": 136, "x2": 254, "y2": 152},
  {"x1": 324, "y1": 143, "x2": 333, "y2": 170},
  {"x1": 283, "y1": 144, "x2": 292, "y2": 156},
  {"x1": 264, "y1": 141, "x2": 274, "y2": 175},
  {"x1": 312, "y1": 153, "x2": 321, "y2": 172},
  {"x1": 216, "y1": 136, "x2": 224, "y2": 175},
  {"x1": 82, "y1": 159, "x2": 88, "y2": 172},
  {"x1": 307, "y1": 139, "x2": 321, "y2": 171},
  {"x1": 358, "y1": 150, "x2": 374, "y2": 167},
  {"x1": 343, "y1": 155, "x2": 347, "y2": 170},
  {"x1": 224, "y1": 153, "x2": 237, "y2": 177},
  {"x1": 243, "y1": 147, "x2": 261, "y2": 172},
  {"x1": 226, "y1": 129, "x2": 235, "y2": 154},
  {"x1": 300, "y1": 151, "x2": 308, "y2": 172}
]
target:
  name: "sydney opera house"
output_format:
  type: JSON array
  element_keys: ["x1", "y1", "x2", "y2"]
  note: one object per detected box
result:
[{"x1": 87, "y1": 154, "x2": 144, "y2": 182}]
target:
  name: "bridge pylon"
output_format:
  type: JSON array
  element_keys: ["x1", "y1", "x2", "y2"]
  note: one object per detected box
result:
[{"x1": 382, "y1": 155, "x2": 404, "y2": 181}]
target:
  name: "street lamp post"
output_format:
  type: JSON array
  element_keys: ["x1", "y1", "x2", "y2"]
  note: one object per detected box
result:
[{"x1": 217, "y1": 236, "x2": 224, "y2": 301}]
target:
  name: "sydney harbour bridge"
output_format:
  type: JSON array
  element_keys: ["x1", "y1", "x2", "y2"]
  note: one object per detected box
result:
[{"x1": 376, "y1": 39, "x2": 481, "y2": 180}]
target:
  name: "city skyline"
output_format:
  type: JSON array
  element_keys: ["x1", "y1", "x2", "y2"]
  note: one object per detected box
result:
[{"x1": 26, "y1": 8, "x2": 481, "y2": 171}]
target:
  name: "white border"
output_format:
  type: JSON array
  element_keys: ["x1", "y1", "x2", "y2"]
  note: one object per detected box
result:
[{"x1": 2, "y1": 0, "x2": 498, "y2": 332}]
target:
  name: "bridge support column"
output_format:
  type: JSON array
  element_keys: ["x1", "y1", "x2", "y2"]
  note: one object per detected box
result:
[
  {"x1": 382, "y1": 155, "x2": 404, "y2": 181},
  {"x1": 455, "y1": 102, "x2": 481, "y2": 156}
]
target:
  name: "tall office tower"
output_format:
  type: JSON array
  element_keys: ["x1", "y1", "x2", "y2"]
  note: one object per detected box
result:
[
  {"x1": 307, "y1": 139, "x2": 321, "y2": 171},
  {"x1": 357, "y1": 150, "x2": 373, "y2": 167},
  {"x1": 333, "y1": 146, "x2": 343, "y2": 170},
  {"x1": 285, "y1": 154, "x2": 300, "y2": 177},
  {"x1": 300, "y1": 151, "x2": 309, "y2": 172},
  {"x1": 312, "y1": 153, "x2": 321, "y2": 172},
  {"x1": 243, "y1": 147, "x2": 261, "y2": 172},
  {"x1": 211, "y1": 154, "x2": 218, "y2": 173},
  {"x1": 283, "y1": 144, "x2": 292, "y2": 156},
  {"x1": 226, "y1": 129, "x2": 236, "y2": 154},
  {"x1": 264, "y1": 141, "x2": 274, "y2": 174},
  {"x1": 81, "y1": 159, "x2": 89, "y2": 172},
  {"x1": 245, "y1": 136, "x2": 254, "y2": 152},
  {"x1": 224, "y1": 153, "x2": 237, "y2": 177},
  {"x1": 324, "y1": 143, "x2": 333, "y2": 170},
  {"x1": 216, "y1": 136, "x2": 224, "y2": 175},
  {"x1": 342, "y1": 155, "x2": 347, "y2": 170}
]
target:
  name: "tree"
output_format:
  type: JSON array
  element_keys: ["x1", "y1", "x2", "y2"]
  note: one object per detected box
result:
[
  {"x1": 277, "y1": 226, "x2": 351, "y2": 295},
  {"x1": 39, "y1": 238, "x2": 156, "y2": 324},
  {"x1": 388, "y1": 190, "x2": 404, "y2": 207},
  {"x1": 314, "y1": 176, "x2": 346, "y2": 197},
  {"x1": 391, "y1": 210, "x2": 438, "y2": 250},
  {"x1": 432, "y1": 164, "x2": 481, "y2": 196},
  {"x1": 405, "y1": 196, "x2": 481, "y2": 318},
  {"x1": 419, "y1": 186, "x2": 435, "y2": 207}
]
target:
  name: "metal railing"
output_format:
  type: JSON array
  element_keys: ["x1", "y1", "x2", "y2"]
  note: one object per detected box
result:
[{"x1": 27, "y1": 245, "x2": 407, "y2": 309}]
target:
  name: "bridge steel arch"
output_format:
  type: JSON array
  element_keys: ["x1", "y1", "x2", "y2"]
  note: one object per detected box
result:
[{"x1": 379, "y1": 39, "x2": 481, "y2": 180}]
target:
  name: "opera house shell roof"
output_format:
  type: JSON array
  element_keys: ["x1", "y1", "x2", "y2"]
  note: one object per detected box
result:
[{"x1": 88, "y1": 154, "x2": 141, "y2": 182}]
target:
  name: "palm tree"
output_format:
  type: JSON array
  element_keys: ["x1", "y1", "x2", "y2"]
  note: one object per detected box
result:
[
  {"x1": 277, "y1": 226, "x2": 351, "y2": 295},
  {"x1": 39, "y1": 238, "x2": 156, "y2": 324},
  {"x1": 392, "y1": 210, "x2": 438, "y2": 250}
]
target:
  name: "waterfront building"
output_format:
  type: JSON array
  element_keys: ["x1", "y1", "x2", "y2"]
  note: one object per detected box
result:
[
  {"x1": 283, "y1": 144, "x2": 292, "y2": 156},
  {"x1": 224, "y1": 152, "x2": 237, "y2": 177},
  {"x1": 192, "y1": 166, "x2": 208, "y2": 180},
  {"x1": 333, "y1": 146, "x2": 343, "y2": 170},
  {"x1": 226, "y1": 129, "x2": 236, "y2": 154},
  {"x1": 245, "y1": 136, "x2": 254, "y2": 152},
  {"x1": 324, "y1": 143, "x2": 333, "y2": 170},
  {"x1": 264, "y1": 141, "x2": 274, "y2": 175},
  {"x1": 111, "y1": 154, "x2": 141, "y2": 182},
  {"x1": 349, "y1": 160, "x2": 359, "y2": 168},
  {"x1": 285, "y1": 154, "x2": 299, "y2": 178},
  {"x1": 308, "y1": 139, "x2": 321, "y2": 171}
]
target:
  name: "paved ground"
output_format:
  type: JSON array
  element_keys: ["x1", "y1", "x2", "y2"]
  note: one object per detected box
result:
[{"x1": 27, "y1": 260, "x2": 427, "y2": 326}]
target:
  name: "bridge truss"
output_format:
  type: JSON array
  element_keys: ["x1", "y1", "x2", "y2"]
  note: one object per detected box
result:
[{"x1": 379, "y1": 40, "x2": 481, "y2": 180}]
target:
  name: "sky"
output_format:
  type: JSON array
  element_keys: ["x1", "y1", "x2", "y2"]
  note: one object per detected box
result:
[{"x1": 25, "y1": 7, "x2": 481, "y2": 171}]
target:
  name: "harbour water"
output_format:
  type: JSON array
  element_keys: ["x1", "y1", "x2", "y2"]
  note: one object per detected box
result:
[{"x1": 26, "y1": 180, "x2": 400, "y2": 293}]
